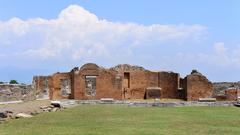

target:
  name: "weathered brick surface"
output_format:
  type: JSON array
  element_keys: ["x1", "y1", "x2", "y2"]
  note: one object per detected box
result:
[
  {"x1": 68, "y1": 63, "x2": 122, "y2": 100},
  {"x1": 225, "y1": 89, "x2": 240, "y2": 101},
  {"x1": 32, "y1": 76, "x2": 51, "y2": 99},
  {"x1": 184, "y1": 71, "x2": 213, "y2": 101},
  {"x1": 33, "y1": 64, "x2": 214, "y2": 101},
  {"x1": 49, "y1": 72, "x2": 71, "y2": 100},
  {"x1": 158, "y1": 72, "x2": 179, "y2": 99},
  {"x1": 214, "y1": 95, "x2": 227, "y2": 101}
]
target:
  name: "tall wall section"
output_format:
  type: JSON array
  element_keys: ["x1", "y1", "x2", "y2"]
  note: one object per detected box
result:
[
  {"x1": 185, "y1": 70, "x2": 213, "y2": 101},
  {"x1": 32, "y1": 76, "x2": 51, "y2": 99},
  {"x1": 49, "y1": 72, "x2": 71, "y2": 100},
  {"x1": 72, "y1": 63, "x2": 122, "y2": 100},
  {"x1": 110, "y1": 64, "x2": 159, "y2": 99},
  {"x1": 158, "y1": 72, "x2": 179, "y2": 99},
  {"x1": 33, "y1": 64, "x2": 214, "y2": 101}
]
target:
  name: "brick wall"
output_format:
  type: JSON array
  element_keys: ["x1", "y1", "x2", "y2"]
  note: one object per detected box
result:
[
  {"x1": 32, "y1": 76, "x2": 51, "y2": 99},
  {"x1": 72, "y1": 63, "x2": 122, "y2": 100},
  {"x1": 225, "y1": 89, "x2": 240, "y2": 101},
  {"x1": 158, "y1": 72, "x2": 179, "y2": 99},
  {"x1": 49, "y1": 72, "x2": 71, "y2": 100},
  {"x1": 185, "y1": 72, "x2": 213, "y2": 101},
  {"x1": 34, "y1": 64, "x2": 214, "y2": 101}
]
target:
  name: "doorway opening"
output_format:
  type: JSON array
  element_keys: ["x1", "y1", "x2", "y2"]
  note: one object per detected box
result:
[{"x1": 124, "y1": 72, "x2": 130, "y2": 88}]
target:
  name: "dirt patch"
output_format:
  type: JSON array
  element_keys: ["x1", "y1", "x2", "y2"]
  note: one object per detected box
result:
[{"x1": 0, "y1": 100, "x2": 51, "y2": 115}]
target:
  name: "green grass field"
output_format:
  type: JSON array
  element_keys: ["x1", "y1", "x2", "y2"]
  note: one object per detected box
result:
[{"x1": 0, "y1": 105, "x2": 240, "y2": 135}]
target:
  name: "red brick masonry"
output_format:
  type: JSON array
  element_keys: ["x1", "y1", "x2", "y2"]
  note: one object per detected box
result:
[{"x1": 33, "y1": 63, "x2": 214, "y2": 101}]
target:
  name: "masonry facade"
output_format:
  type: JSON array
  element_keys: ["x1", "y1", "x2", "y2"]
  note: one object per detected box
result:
[{"x1": 33, "y1": 63, "x2": 214, "y2": 101}]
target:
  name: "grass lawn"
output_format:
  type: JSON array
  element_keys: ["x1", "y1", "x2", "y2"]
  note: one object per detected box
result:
[{"x1": 0, "y1": 105, "x2": 240, "y2": 135}]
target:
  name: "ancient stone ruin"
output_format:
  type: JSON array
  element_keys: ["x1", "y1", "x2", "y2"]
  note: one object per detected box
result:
[
  {"x1": 1, "y1": 63, "x2": 238, "y2": 102},
  {"x1": 33, "y1": 63, "x2": 215, "y2": 101},
  {"x1": 0, "y1": 84, "x2": 35, "y2": 102}
]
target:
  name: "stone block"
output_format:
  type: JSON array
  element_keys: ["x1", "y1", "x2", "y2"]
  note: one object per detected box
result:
[
  {"x1": 145, "y1": 87, "x2": 161, "y2": 99},
  {"x1": 198, "y1": 98, "x2": 216, "y2": 102}
]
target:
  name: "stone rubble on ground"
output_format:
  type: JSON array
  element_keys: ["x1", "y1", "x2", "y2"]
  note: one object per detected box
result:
[
  {"x1": 40, "y1": 104, "x2": 61, "y2": 112},
  {"x1": 0, "y1": 100, "x2": 75, "y2": 123},
  {"x1": 0, "y1": 111, "x2": 14, "y2": 123},
  {"x1": 51, "y1": 100, "x2": 78, "y2": 108}
]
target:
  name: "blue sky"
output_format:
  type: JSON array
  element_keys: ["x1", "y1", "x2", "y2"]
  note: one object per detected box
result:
[{"x1": 0, "y1": 0, "x2": 240, "y2": 83}]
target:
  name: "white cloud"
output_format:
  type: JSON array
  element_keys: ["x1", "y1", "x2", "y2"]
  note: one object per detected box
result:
[
  {"x1": 166, "y1": 42, "x2": 240, "y2": 68},
  {"x1": 0, "y1": 5, "x2": 207, "y2": 62},
  {"x1": 214, "y1": 42, "x2": 227, "y2": 55}
]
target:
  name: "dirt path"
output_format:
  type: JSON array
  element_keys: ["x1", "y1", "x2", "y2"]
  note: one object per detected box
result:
[{"x1": 0, "y1": 100, "x2": 51, "y2": 115}]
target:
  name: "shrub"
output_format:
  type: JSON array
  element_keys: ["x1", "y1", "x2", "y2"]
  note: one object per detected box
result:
[{"x1": 9, "y1": 80, "x2": 18, "y2": 84}]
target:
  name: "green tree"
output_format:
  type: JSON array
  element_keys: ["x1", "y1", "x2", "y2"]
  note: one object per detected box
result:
[{"x1": 9, "y1": 80, "x2": 18, "y2": 84}]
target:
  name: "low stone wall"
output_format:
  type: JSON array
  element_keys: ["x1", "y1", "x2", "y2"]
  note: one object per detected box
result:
[
  {"x1": 0, "y1": 84, "x2": 35, "y2": 102},
  {"x1": 75, "y1": 100, "x2": 235, "y2": 107}
]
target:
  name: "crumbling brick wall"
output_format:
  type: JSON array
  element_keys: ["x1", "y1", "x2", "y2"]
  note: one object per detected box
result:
[
  {"x1": 127, "y1": 71, "x2": 147, "y2": 99},
  {"x1": 32, "y1": 76, "x2": 51, "y2": 99},
  {"x1": 158, "y1": 72, "x2": 179, "y2": 99},
  {"x1": 49, "y1": 72, "x2": 71, "y2": 100},
  {"x1": 35, "y1": 64, "x2": 214, "y2": 101},
  {"x1": 111, "y1": 64, "x2": 159, "y2": 99},
  {"x1": 71, "y1": 63, "x2": 122, "y2": 100},
  {"x1": 225, "y1": 89, "x2": 240, "y2": 101},
  {"x1": 185, "y1": 70, "x2": 213, "y2": 101}
]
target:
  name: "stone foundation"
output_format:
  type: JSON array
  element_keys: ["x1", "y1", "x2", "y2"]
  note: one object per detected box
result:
[{"x1": 76, "y1": 100, "x2": 235, "y2": 107}]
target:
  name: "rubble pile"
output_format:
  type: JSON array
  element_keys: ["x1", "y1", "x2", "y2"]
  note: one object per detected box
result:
[{"x1": 0, "y1": 103, "x2": 64, "y2": 123}]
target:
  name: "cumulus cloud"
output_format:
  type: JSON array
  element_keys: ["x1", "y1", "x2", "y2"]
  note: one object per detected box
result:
[{"x1": 0, "y1": 5, "x2": 207, "y2": 63}]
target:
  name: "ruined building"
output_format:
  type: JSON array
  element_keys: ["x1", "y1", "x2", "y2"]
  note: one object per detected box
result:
[
  {"x1": 0, "y1": 84, "x2": 34, "y2": 102},
  {"x1": 32, "y1": 63, "x2": 214, "y2": 101}
]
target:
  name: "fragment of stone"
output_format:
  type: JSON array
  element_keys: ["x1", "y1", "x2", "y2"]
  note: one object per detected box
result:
[
  {"x1": 51, "y1": 101, "x2": 61, "y2": 108},
  {"x1": 30, "y1": 110, "x2": 41, "y2": 116},
  {"x1": 0, "y1": 112, "x2": 7, "y2": 118},
  {"x1": 40, "y1": 105, "x2": 49, "y2": 109},
  {"x1": 6, "y1": 111, "x2": 14, "y2": 119},
  {"x1": 15, "y1": 113, "x2": 33, "y2": 118},
  {"x1": 51, "y1": 108, "x2": 59, "y2": 112},
  {"x1": 42, "y1": 107, "x2": 52, "y2": 112}
]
